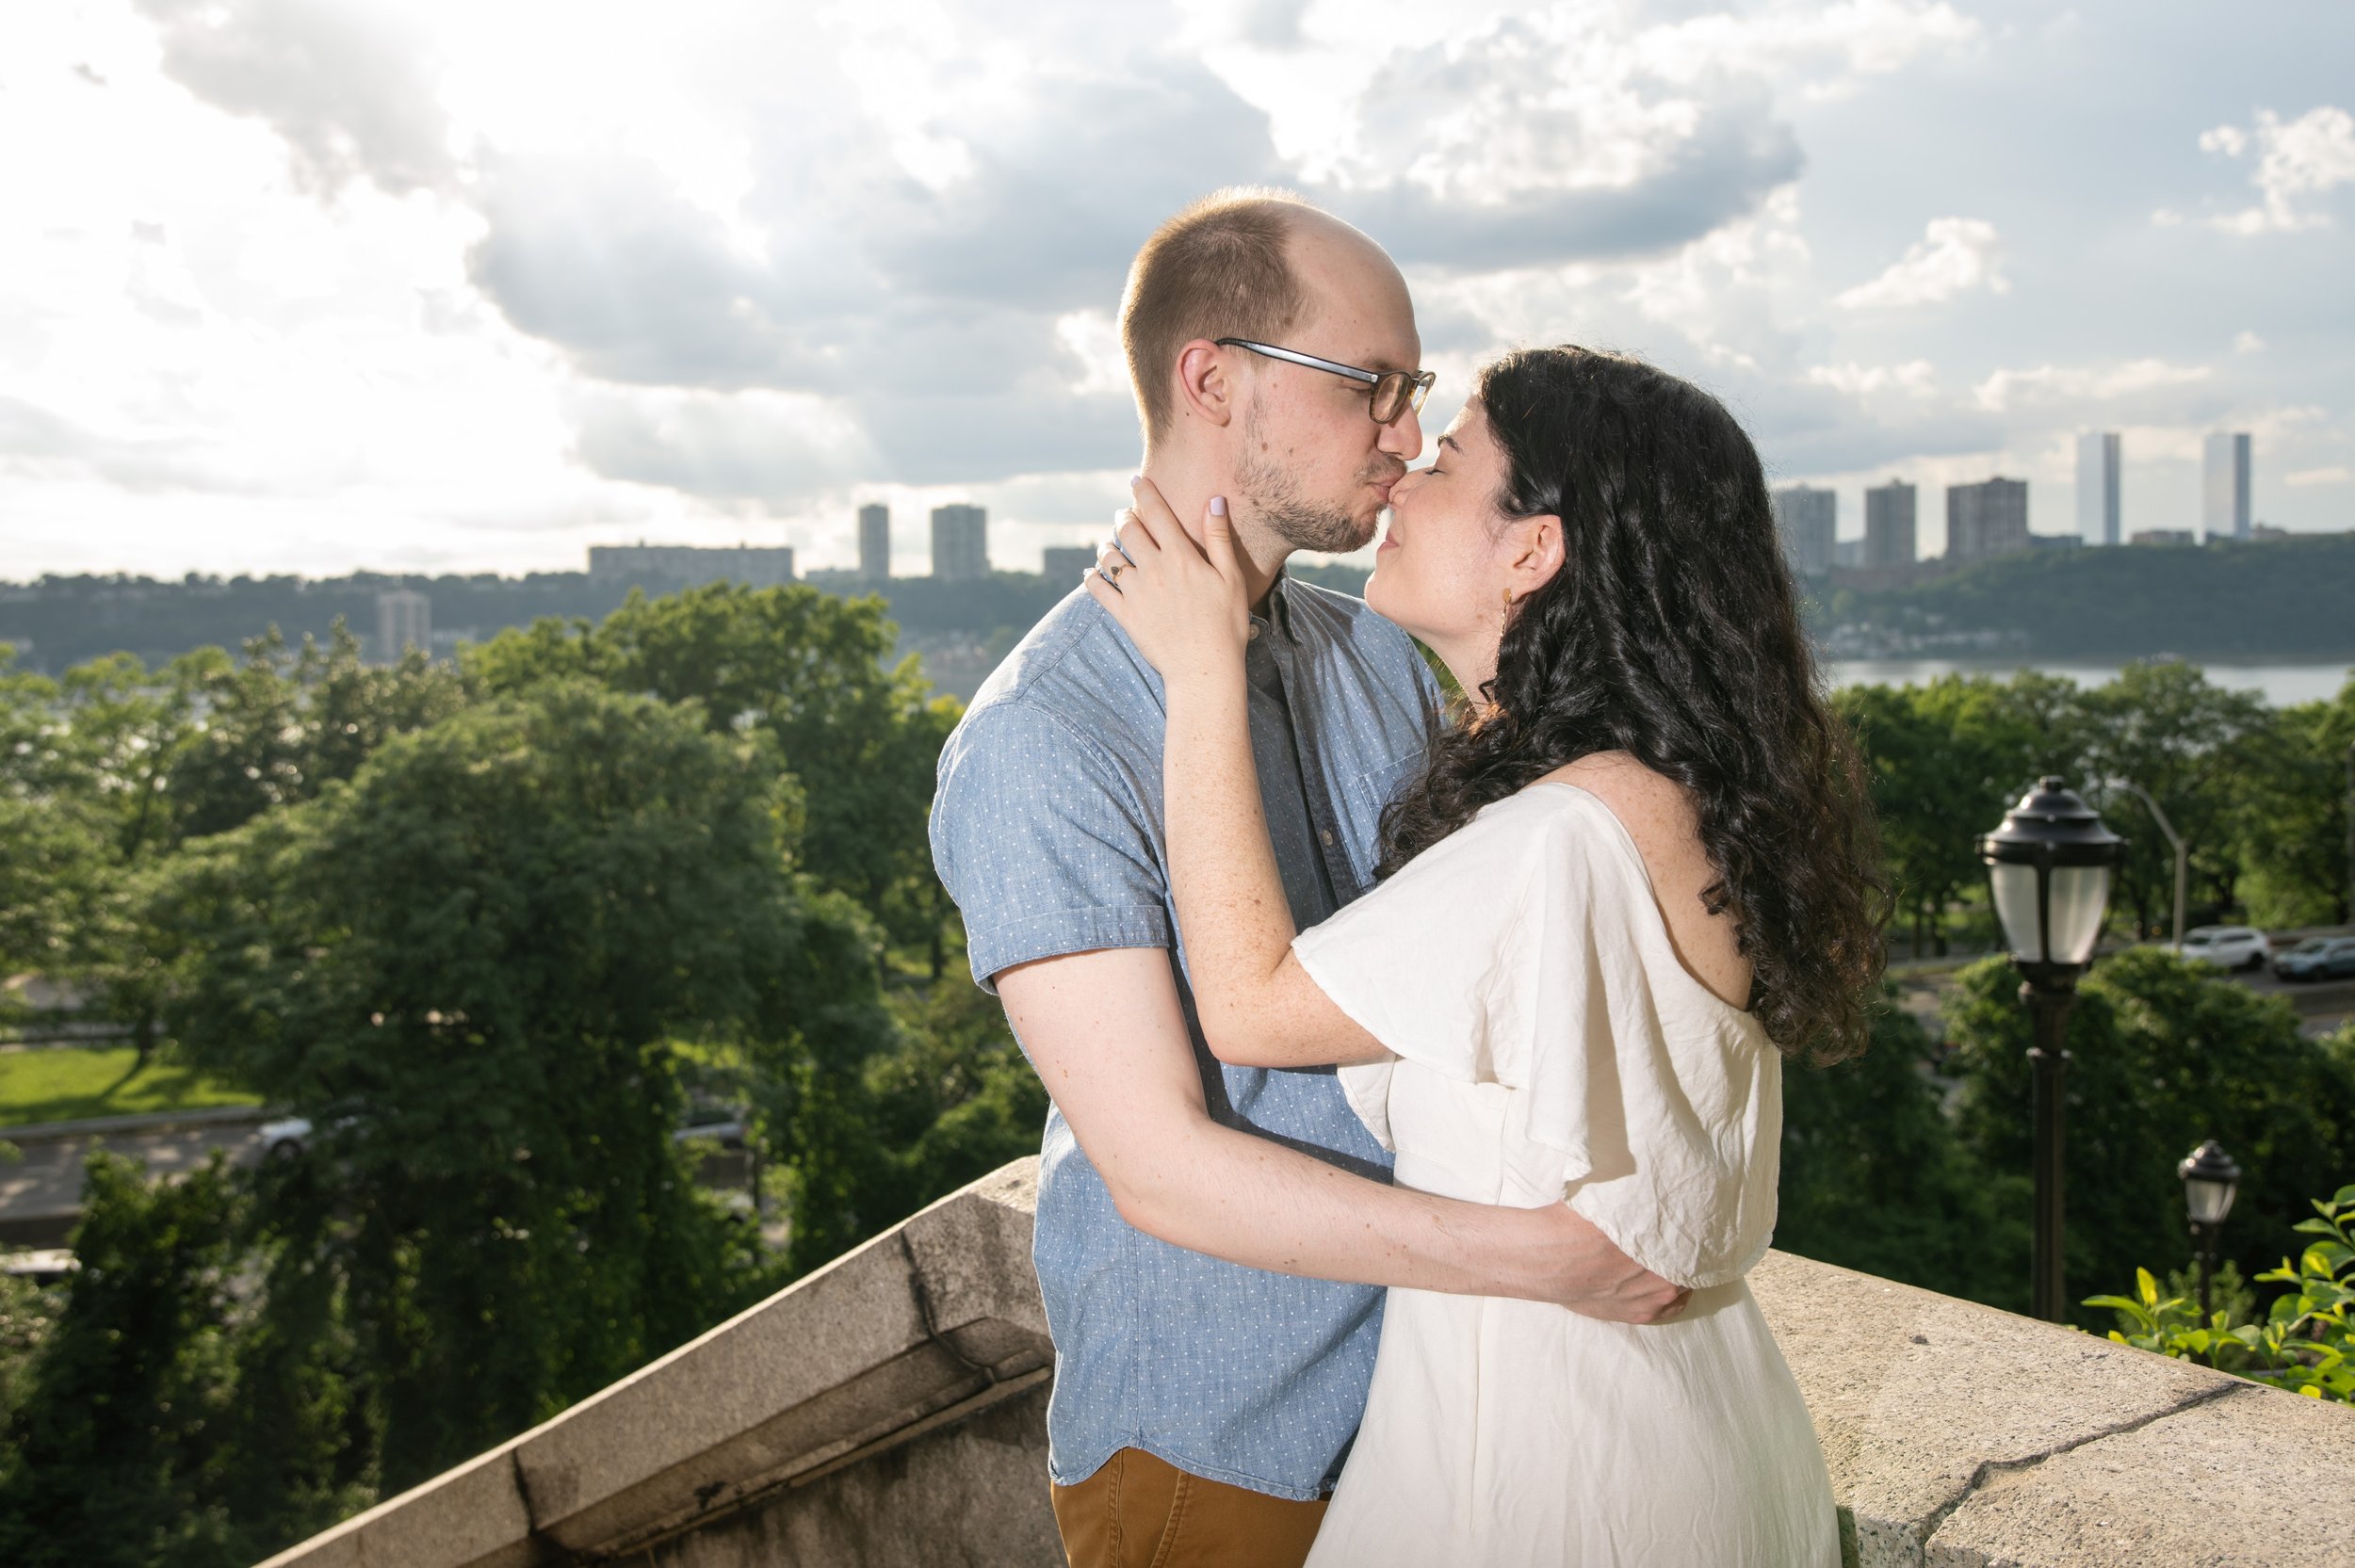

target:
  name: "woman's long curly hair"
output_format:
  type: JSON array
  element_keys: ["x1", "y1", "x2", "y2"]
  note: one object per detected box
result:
[{"x1": 1376, "y1": 347, "x2": 1890, "y2": 1063}]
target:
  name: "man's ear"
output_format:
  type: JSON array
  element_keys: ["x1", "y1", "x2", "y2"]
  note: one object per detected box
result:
[
  {"x1": 1173, "y1": 338, "x2": 1238, "y2": 429},
  {"x1": 1506, "y1": 514, "x2": 1565, "y2": 598}
]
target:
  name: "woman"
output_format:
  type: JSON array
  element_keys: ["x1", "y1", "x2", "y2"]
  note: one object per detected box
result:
[{"x1": 1085, "y1": 346, "x2": 1885, "y2": 1564}]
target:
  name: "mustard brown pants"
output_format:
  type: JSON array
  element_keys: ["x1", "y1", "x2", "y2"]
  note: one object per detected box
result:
[{"x1": 1051, "y1": 1447, "x2": 1329, "y2": 1568}]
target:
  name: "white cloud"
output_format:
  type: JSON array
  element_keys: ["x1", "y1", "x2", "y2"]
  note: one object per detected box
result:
[
  {"x1": 1636, "y1": 0, "x2": 1982, "y2": 101},
  {"x1": 2233, "y1": 330, "x2": 2266, "y2": 353},
  {"x1": 1971, "y1": 359, "x2": 2212, "y2": 413},
  {"x1": 2, "y1": 0, "x2": 2350, "y2": 577},
  {"x1": 1805, "y1": 361, "x2": 1938, "y2": 399},
  {"x1": 2200, "y1": 105, "x2": 2355, "y2": 234},
  {"x1": 1834, "y1": 217, "x2": 2006, "y2": 308},
  {"x1": 2286, "y1": 465, "x2": 2351, "y2": 487}
]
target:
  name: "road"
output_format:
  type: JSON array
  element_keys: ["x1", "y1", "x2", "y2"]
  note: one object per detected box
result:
[{"x1": 0, "y1": 1119, "x2": 267, "y2": 1250}]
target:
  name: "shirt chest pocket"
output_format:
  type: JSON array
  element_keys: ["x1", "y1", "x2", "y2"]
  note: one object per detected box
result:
[{"x1": 1338, "y1": 752, "x2": 1426, "y2": 883}]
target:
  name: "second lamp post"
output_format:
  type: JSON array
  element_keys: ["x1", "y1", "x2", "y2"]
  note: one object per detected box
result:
[{"x1": 1979, "y1": 777, "x2": 2127, "y2": 1322}]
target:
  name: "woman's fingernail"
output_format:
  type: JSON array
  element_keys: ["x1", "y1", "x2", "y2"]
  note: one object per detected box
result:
[
  {"x1": 1129, "y1": 474, "x2": 1142, "y2": 487},
  {"x1": 1210, "y1": 495, "x2": 1228, "y2": 517}
]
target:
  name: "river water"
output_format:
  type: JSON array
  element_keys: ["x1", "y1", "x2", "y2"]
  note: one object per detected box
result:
[{"x1": 1825, "y1": 659, "x2": 2351, "y2": 708}]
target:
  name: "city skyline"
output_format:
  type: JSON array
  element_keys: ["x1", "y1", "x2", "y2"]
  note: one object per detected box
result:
[{"x1": 2, "y1": 2, "x2": 2351, "y2": 579}]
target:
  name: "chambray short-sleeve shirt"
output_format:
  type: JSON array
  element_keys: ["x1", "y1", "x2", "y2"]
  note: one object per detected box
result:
[{"x1": 931, "y1": 575, "x2": 1441, "y2": 1500}]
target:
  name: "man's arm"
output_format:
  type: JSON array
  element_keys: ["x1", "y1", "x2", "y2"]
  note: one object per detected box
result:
[{"x1": 998, "y1": 946, "x2": 1686, "y2": 1321}]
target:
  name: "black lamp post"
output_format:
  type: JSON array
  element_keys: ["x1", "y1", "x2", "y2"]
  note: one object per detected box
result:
[
  {"x1": 2178, "y1": 1140, "x2": 2241, "y2": 1323},
  {"x1": 1978, "y1": 777, "x2": 2126, "y2": 1322}
]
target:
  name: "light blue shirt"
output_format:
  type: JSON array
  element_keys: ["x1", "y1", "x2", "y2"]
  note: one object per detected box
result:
[{"x1": 930, "y1": 574, "x2": 1441, "y2": 1499}]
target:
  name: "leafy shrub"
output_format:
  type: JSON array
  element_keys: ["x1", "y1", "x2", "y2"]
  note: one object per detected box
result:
[{"x1": 2087, "y1": 1185, "x2": 2355, "y2": 1403}]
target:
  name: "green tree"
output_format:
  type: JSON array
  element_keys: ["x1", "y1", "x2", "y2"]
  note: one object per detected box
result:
[
  {"x1": 1945, "y1": 948, "x2": 2355, "y2": 1327},
  {"x1": 2078, "y1": 661, "x2": 2270, "y2": 932},
  {"x1": 2229, "y1": 676, "x2": 2355, "y2": 927},
  {"x1": 146, "y1": 679, "x2": 864, "y2": 1486},
  {"x1": 465, "y1": 583, "x2": 957, "y2": 960},
  {"x1": 163, "y1": 624, "x2": 465, "y2": 843},
  {"x1": 0, "y1": 649, "x2": 106, "y2": 1009},
  {"x1": 1835, "y1": 675, "x2": 2059, "y2": 956},
  {"x1": 1777, "y1": 996, "x2": 2026, "y2": 1311}
]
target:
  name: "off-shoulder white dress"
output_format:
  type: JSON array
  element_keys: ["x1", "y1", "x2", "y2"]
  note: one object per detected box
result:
[{"x1": 1291, "y1": 783, "x2": 1837, "y2": 1567}]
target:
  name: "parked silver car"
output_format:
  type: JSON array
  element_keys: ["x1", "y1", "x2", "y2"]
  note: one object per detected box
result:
[
  {"x1": 2273, "y1": 936, "x2": 2355, "y2": 982},
  {"x1": 2172, "y1": 926, "x2": 2269, "y2": 971}
]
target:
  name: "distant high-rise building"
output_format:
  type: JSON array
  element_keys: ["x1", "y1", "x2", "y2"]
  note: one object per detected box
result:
[
  {"x1": 1863, "y1": 480, "x2": 1918, "y2": 568},
  {"x1": 376, "y1": 589, "x2": 430, "y2": 663},
  {"x1": 1946, "y1": 477, "x2": 2030, "y2": 565},
  {"x1": 2203, "y1": 432, "x2": 2251, "y2": 541},
  {"x1": 587, "y1": 544, "x2": 796, "y2": 589},
  {"x1": 2076, "y1": 432, "x2": 2121, "y2": 546},
  {"x1": 1041, "y1": 546, "x2": 1097, "y2": 582},
  {"x1": 930, "y1": 504, "x2": 989, "y2": 580},
  {"x1": 858, "y1": 504, "x2": 891, "y2": 581},
  {"x1": 1770, "y1": 485, "x2": 1836, "y2": 577}
]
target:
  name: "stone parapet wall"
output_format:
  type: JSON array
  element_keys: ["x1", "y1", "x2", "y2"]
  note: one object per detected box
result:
[{"x1": 259, "y1": 1158, "x2": 2355, "y2": 1568}]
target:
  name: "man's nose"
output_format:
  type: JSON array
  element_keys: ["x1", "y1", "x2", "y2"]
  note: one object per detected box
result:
[{"x1": 1379, "y1": 405, "x2": 1424, "y2": 462}]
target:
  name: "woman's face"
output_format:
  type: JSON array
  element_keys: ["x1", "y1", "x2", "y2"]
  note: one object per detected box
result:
[{"x1": 1364, "y1": 400, "x2": 1521, "y2": 654}]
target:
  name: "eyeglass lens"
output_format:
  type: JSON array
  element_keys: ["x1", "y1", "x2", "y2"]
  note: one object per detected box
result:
[{"x1": 1370, "y1": 374, "x2": 1432, "y2": 425}]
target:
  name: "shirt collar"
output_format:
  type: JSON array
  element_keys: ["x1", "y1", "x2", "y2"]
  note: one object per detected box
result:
[{"x1": 1259, "y1": 567, "x2": 1299, "y2": 644}]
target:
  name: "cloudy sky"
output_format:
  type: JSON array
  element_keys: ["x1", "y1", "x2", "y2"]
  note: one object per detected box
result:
[{"x1": 3, "y1": 0, "x2": 2350, "y2": 578}]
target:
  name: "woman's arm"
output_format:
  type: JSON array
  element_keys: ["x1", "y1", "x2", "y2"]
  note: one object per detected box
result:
[
  {"x1": 998, "y1": 946, "x2": 1686, "y2": 1321},
  {"x1": 1087, "y1": 482, "x2": 1388, "y2": 1068}
]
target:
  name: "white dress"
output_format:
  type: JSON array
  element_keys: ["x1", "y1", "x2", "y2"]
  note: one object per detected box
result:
[{"x1": 1291, "y1": 783, "x2": 1838, "y2": 1567}]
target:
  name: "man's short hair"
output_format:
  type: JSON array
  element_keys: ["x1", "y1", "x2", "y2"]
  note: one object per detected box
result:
[{"x1": 1120, "y1": 187, "x2": 1309, "y2": 440}]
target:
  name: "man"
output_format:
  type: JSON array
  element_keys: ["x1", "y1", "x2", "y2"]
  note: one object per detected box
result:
[{"x1": 930, "y1": 189, "x2": 1682, "y2": 1568}]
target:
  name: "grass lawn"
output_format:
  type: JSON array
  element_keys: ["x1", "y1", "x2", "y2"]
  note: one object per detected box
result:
[{"x1": 0, "y1": 1045, "x2": 262, "y2": 1128}]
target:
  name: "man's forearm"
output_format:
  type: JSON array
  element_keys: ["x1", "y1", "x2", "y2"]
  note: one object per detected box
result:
[{"x1": 1115, "y1": 1115, "x2": 1575, "y2": 1302}]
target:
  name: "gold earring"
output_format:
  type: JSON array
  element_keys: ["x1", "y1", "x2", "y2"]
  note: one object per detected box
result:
[{"x1": 1499, "y1": 589, "x2": 1512, "y2": 638}]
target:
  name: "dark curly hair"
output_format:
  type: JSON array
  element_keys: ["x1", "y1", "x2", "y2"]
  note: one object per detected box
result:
[{"x1": 1376, "y1": 347, "x2": 1889, "y2": 1063}]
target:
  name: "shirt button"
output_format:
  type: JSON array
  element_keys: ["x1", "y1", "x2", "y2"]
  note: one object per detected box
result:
[
  {"x1": 1247, "y1": 623, "x2": 1262, "y2": 640},
  {"x1": 1319, "y1": 829, "x2": 1334, "y2": 847}
]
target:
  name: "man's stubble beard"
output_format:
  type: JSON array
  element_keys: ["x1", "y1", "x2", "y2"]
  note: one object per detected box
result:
[{"x1": 1236, "y1": 404, "x2": 1385, "y2": 556}]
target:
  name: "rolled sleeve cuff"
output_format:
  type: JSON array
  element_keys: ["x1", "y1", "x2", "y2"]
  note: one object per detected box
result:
[{"x1": 966, "y1": 903, "x2": 1174, "y2": 993}]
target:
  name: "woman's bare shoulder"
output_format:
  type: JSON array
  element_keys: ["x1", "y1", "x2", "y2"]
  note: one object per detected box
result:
[
  {"x1": 1537, "y1": 752, "x2": 1699, "y2": 844},
  {"x1": 1536, "y1": 753, "x2": 1750, "y2": 1007}
]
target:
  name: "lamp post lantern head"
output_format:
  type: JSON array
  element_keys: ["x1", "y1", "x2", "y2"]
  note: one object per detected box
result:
[
  {"x1": 1978, "y1": 776, "x2": 2127, "y2": 978},
  {"x1": 2178, "y1": 1139, "x2": 2241, "y2": 1227}
]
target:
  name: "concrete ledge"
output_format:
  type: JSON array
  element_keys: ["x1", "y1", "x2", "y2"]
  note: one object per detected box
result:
[
  {"x1": 1747, "y1": 1251, "x2": 2355, "y2": 1566},
  {"x1": 258, "y1": 1159, "x2": 2355, "y2": 1568},
  {"x1": 256, "y1": 1161, "x2": 1049, "y2": 1568}
]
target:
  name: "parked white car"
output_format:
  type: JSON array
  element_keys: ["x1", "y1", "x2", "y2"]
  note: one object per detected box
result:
[{"x1": 2172, "y1": 926, "x2": 2269, "y2": 971}]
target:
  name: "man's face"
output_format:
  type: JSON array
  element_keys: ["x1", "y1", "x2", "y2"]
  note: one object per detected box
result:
[{"x1": 1232, "y1": 225, "x2": 1425, "y2": 555}]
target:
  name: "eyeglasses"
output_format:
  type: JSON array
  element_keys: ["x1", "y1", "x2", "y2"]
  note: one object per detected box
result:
[{"x1": 1215, "y1": 338, "x2": 1436, "y2": 425}]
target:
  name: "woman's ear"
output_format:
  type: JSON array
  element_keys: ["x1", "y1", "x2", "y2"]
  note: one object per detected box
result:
[
  {"x1": 1173, "y1": 339, "x2": 1237, "y2": 429},
  {"x1": 1505, "y1": 513, "x2": 1565, "y2": 599}
]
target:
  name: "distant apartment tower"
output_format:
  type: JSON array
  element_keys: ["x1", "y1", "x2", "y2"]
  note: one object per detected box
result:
[
  {"x1": 376, "y1": 589, "x2": 430, "y2": 662},
  {"x1": 1770, "y1": 485, "x2": 1836, "y2": 577},
  {"x1": 930, "y1": 504, "x2": 989, "y2": 581},
  {"x1": 1041, "y1": 545, "x2": 1097, "y2": 582},
  {"x1": 857, "y1": 504, "x2": 891, "y2": 582},
  {"x1": 2075, "y1": 432, "x2": 2121, "y2": 546},
  {"x1": 1863, "y1": 480, "x2": 1917, "y2": 568},
  {"x1": 2202, "y1": 432, "x2": 2251, "y2": 541},
  {"x1": 586, "y1": 544, "x2": 796, "y2": 589},
  {"x1": 375, "y1": 589, "x2": 430, "y2": 663},
  {"x1": 1946, "y1": 477, "x2": 2030, "y2": 564}
]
